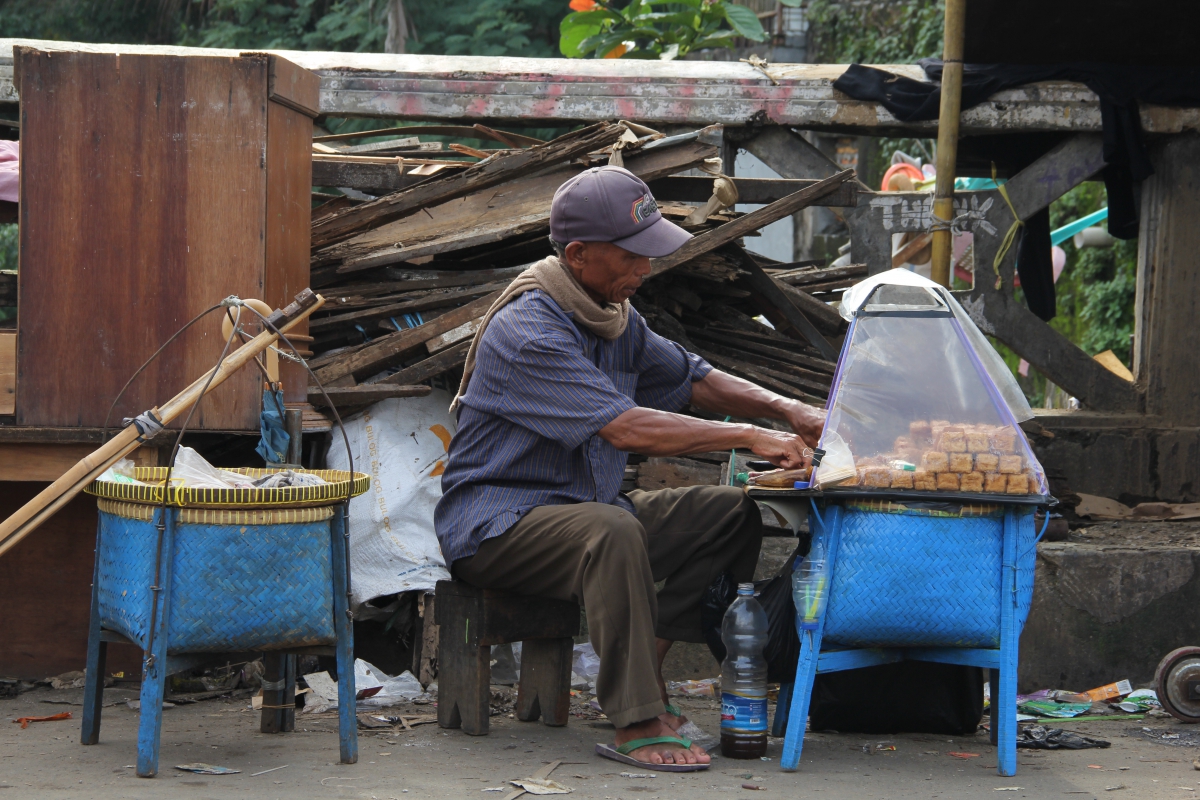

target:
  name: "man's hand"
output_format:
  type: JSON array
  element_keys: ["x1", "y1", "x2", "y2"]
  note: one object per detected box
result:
[
  {"x1": 780, "y1": 400, "x2": 826, "y2": 449},
  {"x1": 749, "y1": 426, "x2": 810, "y2": 470}
]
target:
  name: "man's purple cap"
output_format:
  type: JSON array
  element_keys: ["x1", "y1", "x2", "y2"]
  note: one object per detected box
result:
[{"x1": 550, "y1": 166, "x2": 691, "y2": 258}]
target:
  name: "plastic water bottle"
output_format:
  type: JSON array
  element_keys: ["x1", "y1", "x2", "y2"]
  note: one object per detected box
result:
[
  {"x1": 792, "y1": 531, "x2": 829, "y2": 630},
  {"x1": 720, "y1": 583, "x2": 769, "y2": 759}
]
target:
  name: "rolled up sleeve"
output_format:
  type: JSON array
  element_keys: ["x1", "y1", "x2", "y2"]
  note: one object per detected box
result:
[
  {"x1": 634, "y1": 322, "x2": 713, "y2": 412},
  {"x1": 493, "y1": 336, "x2": 637, "y2": 450}
]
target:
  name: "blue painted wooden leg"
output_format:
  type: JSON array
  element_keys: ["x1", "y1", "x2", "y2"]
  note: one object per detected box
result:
[
  {"x1": 772, "y1": 682, "x2": 793, "y2": 738},
  {"x1": 331, "y1": 504, "x2": 358, "y2": 764},
  {"x1": 81, "y1": 517, "x2": 107, "y2": 746},
  {"x1": 781, "y1": 504, "x2": 842, "y2": 772},
  {"x1": 996, "y1": 509, "x2": 1020, "y2": 777},
  {"x1": 781, "y1": 630, "x2": 821, "y2": 771},
  {"x1": 136, "y1": 508, "x2": 177, "y2": 778}
]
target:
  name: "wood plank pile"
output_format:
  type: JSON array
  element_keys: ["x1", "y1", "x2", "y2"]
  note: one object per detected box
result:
[{"x1": 303, "y1": 121, "x2": 865, "y2": 423}]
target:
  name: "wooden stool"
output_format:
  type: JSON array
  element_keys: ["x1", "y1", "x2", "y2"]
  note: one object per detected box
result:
[{"x1": 435, "y1": 580, "x2": 579, "y2": 735}]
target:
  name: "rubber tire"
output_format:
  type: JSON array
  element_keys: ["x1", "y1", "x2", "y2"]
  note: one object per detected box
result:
[{"x1": 1155, "y1": 646, "x2": 1200, "y2": 723}]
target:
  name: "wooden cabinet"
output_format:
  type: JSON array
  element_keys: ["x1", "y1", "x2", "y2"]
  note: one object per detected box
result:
[{"x1": 12, "y1": 47, "x2": 316, "y2": 430}]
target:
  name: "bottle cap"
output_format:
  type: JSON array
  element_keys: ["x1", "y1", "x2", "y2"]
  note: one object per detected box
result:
[{"x1": 737, "y1": 583, "x2": 754, "y2": 596}]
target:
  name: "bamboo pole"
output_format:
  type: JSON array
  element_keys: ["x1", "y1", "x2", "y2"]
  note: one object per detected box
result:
[
  {"x1": 930, "y1": 0, "x2": 967, "y2": 288},
  {"x1": 0, "y1": 291, "x2": 325, "y2": 559}
]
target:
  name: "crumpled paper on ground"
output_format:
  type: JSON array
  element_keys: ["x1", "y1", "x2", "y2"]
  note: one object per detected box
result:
[{"x1": 511, "y1": 778, "x2": 573, "y2": 794}]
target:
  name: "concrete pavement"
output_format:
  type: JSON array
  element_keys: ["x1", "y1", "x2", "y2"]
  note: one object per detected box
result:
[{"x1": 3, "y1": 684, "x2": 1200, "y2": 799}]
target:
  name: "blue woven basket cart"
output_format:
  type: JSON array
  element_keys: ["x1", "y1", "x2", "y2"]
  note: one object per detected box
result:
[
  {"x1": 79, "y1": 468, "x2": 369, "y2": 778},
  {"x1": 771, "y1": 499, "x2": 1041, "y2": 777}
]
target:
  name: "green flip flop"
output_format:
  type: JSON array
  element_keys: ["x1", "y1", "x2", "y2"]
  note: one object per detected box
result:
[
  {"x1": 664, "y1": 703, "x2": 684, "y2": 718},
  {"x1": 595, "y1": 736, "x2": 710, "y2": 772}
]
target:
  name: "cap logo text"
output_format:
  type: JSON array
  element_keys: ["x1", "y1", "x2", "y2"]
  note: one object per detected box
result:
[{"x1": 630, "y1": 193, "x2": 658, "y2": 224}]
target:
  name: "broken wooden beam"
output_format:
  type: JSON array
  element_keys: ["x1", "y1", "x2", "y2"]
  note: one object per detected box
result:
[
  {"x1": 308, "y1": 384, "x2": 432, "y2": 408},
  {"x1": 773, "y1": 263, "x2": 868, "y2": 287},
  {"x1": 309, "y1": 281, "x2": 507, "y2": 333},
  {"x1": 737, "y1": 249, "x2": 838, "y2": 360},
  {"x1": 314, "y1": 124, "x2": 544, "y2": 148},
  {"x1": 313, "y1": 290, "x2": 501, "y2": 384},
  {"x1": 650, "y1": 169, "x2": 857, "y2": 277},
  {"x1": 374, "y1": 340, "x2": 471, "y2": 386},
  {"x1": 312, "y1": 160, "x2": 441, "y2": 194},
  {"x1": 647, "y1": 176, "x2": 858, "y2": 206},
  {"x1": 325, "y1": 136, "x2": 719, "y2": 274},
  {"x1": 311, "y1": 122, "x2": 623, "y2": 249}
]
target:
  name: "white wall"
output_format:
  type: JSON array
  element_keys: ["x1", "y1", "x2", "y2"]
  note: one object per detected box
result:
[{"x1": 734, "y1": 149, "x2": 793, "y2": 263}]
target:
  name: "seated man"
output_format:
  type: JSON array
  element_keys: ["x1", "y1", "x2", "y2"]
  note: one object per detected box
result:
[{"x1": 435, "y1": 166, "x2": 824, "y2": 769}]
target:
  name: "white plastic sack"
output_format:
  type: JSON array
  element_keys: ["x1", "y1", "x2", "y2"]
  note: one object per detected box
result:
[
  {"x1": 354, "y1": 658, "x2": 426, "y2": 707},
  {"x1": 172, "y1": 446, "x2": 255, "y2": 489},
  {"x1": 326, "y1": 392, "x2": 455, "y2": 605},
  {"x1": 572, "y1": 642, "x2": 600, "y2": 680},
  {"x1": 353, "y1": 658, "x2": 386, "y2": 693}
]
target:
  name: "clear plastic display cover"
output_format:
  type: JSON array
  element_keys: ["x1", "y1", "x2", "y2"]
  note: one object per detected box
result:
[{"x1": 814, "y1": 270, "x2": 1048, "y2": 498}]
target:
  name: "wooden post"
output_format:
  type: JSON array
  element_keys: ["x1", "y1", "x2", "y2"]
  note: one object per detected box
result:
[{"x1": 930, "y1": 0, "x2": 967, "y2": 288}]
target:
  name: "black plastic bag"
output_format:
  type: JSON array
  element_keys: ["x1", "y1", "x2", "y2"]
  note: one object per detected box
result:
[
  {"x1": 1017, "y1": 725, "x2": 1110, "y2": 750},
  {"x1": 700, "y1": 545, "x2": 803, "y2": 685},
  {"x1": 809, "y1": 660, "x2": 984, "y2": 735}
]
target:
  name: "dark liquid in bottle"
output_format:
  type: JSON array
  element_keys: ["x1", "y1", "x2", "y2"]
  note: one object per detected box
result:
[{"x1": 720, "y1": 731, "x2": 767, "y2": 759}]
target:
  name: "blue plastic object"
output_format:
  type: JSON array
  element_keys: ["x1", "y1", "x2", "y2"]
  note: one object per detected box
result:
[
  {"x1": 80, "y1": 505, "x2": 357, "y2": 776},
  {"x1": 778, "y1": 502, "x2": 1036, "y2": 778},
  {"x1": 256, "y1": 388, "x2": 290, "y2": 465},
  {"x1": 1050, "y1": 207, "x2": 1109, "y2": 246}
]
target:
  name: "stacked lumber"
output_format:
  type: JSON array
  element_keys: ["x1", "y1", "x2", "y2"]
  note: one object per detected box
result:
[{"x1": 303, "y1": 121, "x2": 863, "y2": 416}]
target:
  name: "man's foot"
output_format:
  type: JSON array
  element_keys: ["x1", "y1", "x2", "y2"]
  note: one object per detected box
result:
[
  {"x1": 613, "y1": 717, "x2": 710, "y2": 766},
  {"x1": 659, "y1": 703, "x2": 688, "y2": 732}
]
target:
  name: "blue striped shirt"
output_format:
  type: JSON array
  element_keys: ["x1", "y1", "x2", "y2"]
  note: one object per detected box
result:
[{"x1": 435, "y1": 289, "x2": 712, "y2": 564}]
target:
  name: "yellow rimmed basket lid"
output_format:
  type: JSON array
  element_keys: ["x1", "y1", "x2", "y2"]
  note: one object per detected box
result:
[{"x1": 85, "y1": 467, "x2": 370, "y2": 509}]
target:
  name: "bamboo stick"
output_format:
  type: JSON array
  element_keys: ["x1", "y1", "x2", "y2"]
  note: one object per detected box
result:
[
  {"x1": 0, "y1": 291, "x2": 325, "y2": 558},
  {"x1": 930, "y1": 0, "x2": 967, "y2": 288}
]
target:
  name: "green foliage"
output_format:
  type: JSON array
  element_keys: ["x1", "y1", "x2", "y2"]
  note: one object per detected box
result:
[
  {"x1": 180, "y1": 0, "x2": 386, "y2": 51},
  {"x1": 1, "y1": 0, "x2": 570, "y2": 59},
  {"x1": 999, "y1": 182, "x2": 1138, "y2": 406},
  {"x1": 409, "y1": 0, "x2": 568, "y2": 57},
  {"x1": 185, "y1": 0, "x2": 568, "y2": 56},
  {"x1": 0, "y1": 223, "x2": 15, "y2": 323},
  {"x1": 0, "y1": 224, "x2": 16, "y2": 273},
  {"x1": 0, "y1": 0, "x2": 193, "y2": 45},
  {"x1": 804, "y1": 0, "x2": 944, "y2": 65},
  {"x1": 1047, "y1": 182, "x2": 1137, "y2": 367},
  {"x1": 559, "y1": 0, "x2": 766, "y2": 61}
]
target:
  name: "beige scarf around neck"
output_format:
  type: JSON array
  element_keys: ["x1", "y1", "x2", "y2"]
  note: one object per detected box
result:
[{"x1": 449, "y1": 256, "x2": 629, "y2": 413}]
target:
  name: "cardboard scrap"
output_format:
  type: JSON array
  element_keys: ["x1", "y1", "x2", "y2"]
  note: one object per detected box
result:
[
  {"x1": 509, "y1": 779, "x2": 572, "y2": 795},
  {"x1": 1076, "y1": 494, "x2": 1200, "y2": 521}
]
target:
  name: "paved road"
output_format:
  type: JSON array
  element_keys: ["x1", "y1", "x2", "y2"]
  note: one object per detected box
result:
[{"x1": 2, "y1": 685, "x2": 1198, "y2": 799}]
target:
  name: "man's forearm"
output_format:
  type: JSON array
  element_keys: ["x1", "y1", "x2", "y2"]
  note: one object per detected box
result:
[
  {"x1": 690, "y1": 369, "x2": 795, "y2": 421},
  {"x1": 690, "y1": 369, "x2": 825, "y2": 446},
  {"x1": 598, "y1": 407, "x2": 756, "y2": 456}
]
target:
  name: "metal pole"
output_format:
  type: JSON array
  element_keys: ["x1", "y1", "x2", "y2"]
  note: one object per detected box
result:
[{"x1": 931, "y1": 0, "x2": 967, "y2": 288}]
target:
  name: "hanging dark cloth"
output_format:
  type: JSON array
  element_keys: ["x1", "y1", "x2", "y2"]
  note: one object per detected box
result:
[
  {"x1": 834, "y1": 60, "x2": 1200, "y2": 235},
  {"x1": 1017, "y1": 208, "x2": 1055, "y2": 321},
  {"x1": 833, "y1": 60, "x2": 1200, "y2": 318}
]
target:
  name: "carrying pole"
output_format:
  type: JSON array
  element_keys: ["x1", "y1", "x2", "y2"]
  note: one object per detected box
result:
[
  {"x1": 930, "y1": 0, "x2": 967, "y2": 288},
  {"x1": 0, "y1": 289, "x2": 324, "y2": 559}
]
